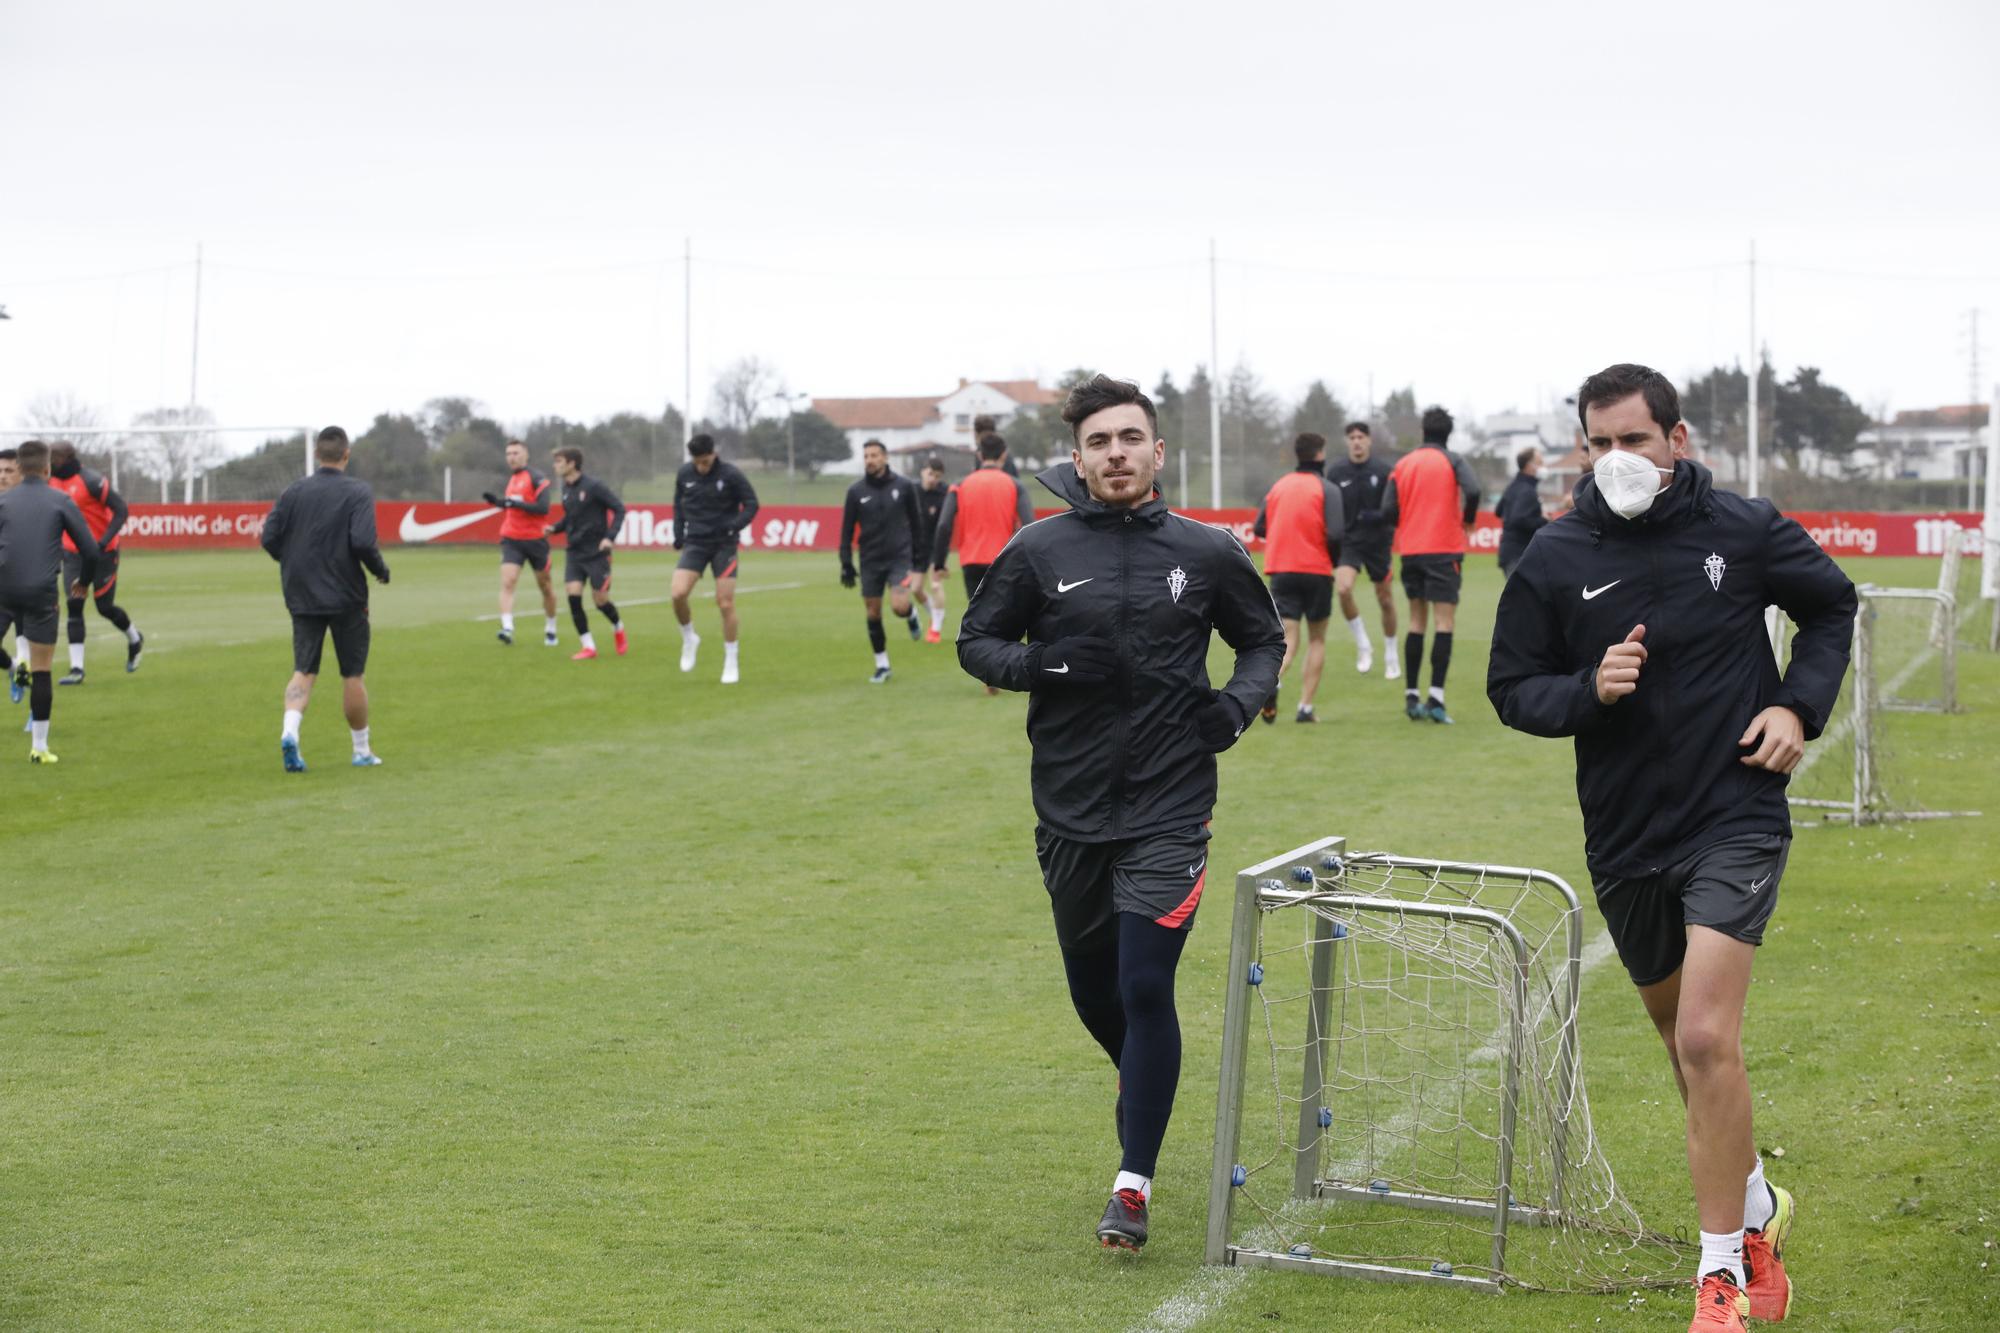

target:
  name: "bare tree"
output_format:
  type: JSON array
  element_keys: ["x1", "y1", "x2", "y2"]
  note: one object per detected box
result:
[
  {"x1": 17, "y1": 389, "x2": 107, "y2": 435},
  {"x1": 710, "y1": 357, "x2": 782, "y2": 436},
  {"x1": 129, "y1": 405, "x2": 221, "y2": 503}
]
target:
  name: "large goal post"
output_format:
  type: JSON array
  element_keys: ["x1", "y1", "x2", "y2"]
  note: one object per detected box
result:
[{"x1": 1206, "y1": 838, "x2": 1689, "y2": 1294}]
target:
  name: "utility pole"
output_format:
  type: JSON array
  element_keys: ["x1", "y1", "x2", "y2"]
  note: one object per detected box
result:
[
  {"x1": 1966, "y1": 308, "x2": 1983, "y2": 512},
  {"x1": 189, "y1": 241, "x2": 203, "y2": 407},
  {"x1": 684, "y1": 236, "x2": 693, "y2": 446},
  {"x1": 1746, "y1": 239, "x2": 1758, "y2": 499},
  {"x1": 1208, "y1": 237, "x2": 1222, "y2": 509}
]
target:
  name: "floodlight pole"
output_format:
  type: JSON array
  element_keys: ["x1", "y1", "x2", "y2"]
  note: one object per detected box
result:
[
  {"x1": 1746, "y1": 239, "x2": 1758, "y2": 499},
  {"x1": 684, "y1": 236, "x2": 693, "y2": 445},
  {"x1": 1984, "y1": 381, "x2": 1999, "y2": 649},
  {"x1": 1208, "y1": 237, "x2": 1222, "y2": 509}
]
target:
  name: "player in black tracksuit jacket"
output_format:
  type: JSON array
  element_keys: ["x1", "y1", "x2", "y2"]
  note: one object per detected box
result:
[
  {"x1": 1487, "y1": 365, "x2": 1854, "y2": 1314},
  {"x1": 0, "y1": 444, "x2": 99, "y2": 761},
  {"x1": 839, "y1": 442, "x2": 925, "y2": 679},
  {"x1": 957, "y1": 376, "x2": 1284, "y2": 1252},
  {"x1": 546, "y1": 449, "x2": 628, "y2": 657}
]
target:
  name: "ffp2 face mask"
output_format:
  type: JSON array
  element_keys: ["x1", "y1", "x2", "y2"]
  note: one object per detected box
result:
[{"x1": 1593, "y1": 450, "x2": 1674, "y2": 519}]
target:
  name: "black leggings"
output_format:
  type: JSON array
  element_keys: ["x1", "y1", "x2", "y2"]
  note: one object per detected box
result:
[{"x1": 1059, "y1": 912, "x2": 1191, "y2": 1178}]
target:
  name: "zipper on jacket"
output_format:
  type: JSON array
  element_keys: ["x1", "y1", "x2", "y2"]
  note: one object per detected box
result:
[
  {"x1": 1646, "y1": 531, "x2": 1669, "y2": 874},
  {"x1": 1110, "y1": 514, "x2": 1133, "y2": 838}
]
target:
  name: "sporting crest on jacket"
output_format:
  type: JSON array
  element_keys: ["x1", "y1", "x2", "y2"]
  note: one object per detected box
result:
[
  {"x1": 1704, "y1": 552, "x2": 1725, "y2": 590},
  {"x1": 1168, "y1": 565, "x2": 1187, "y2": 603}
]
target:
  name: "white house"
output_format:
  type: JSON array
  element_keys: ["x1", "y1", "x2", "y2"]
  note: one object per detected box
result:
[
  {"x1": 1853, "y1": 405, "x2": 1989, "y2": 483},
  {"x1": 811, "y1": 378, "x2": 1061, "y2": 474}
]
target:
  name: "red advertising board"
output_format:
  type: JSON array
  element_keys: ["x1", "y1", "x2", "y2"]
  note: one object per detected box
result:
[{"x1": 117, "y1": 501, "x2": 1988, "y2": 559}]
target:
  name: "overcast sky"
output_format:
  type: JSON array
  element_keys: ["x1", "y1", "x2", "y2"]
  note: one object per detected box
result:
[{"x1": 4, "y1": 0, "x2": 1997, "y2": 447}]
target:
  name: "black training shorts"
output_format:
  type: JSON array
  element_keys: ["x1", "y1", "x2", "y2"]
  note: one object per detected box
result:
[
  {"x1": 961, "y1": 562, "x2": 990, "y2": 601},
  {"x1": 0, "y1": 596, "x2": 58, "y2": 645},
  {"x1": 1035, "y1": 823, "x2": 1213, "y2": 954},
  {"x1": 860, "y1": 561, "x2": 912, "y2": 599},
  {"x1": 677, "y1": 542, "x2": 740, "y2": 579},
  {"x1": 564, "y1": 549, "x2": 614, "y2": 591},
  {"x1": 1399, "y1": 552, "x2": 1463, "y2": 605},
  {"x1": 1592, "y1": 832, "x2": 1789, "y2": 987},
  {"x1": 1268, "y1": 571, "x2": 1333, "y2": 623},
  {"x1": 62, "y1": 548, "x2": 120, "y2": 598},
  {"x1": 292, "y1": 607, "x2": 371, "y2": 678},
  {"x1": 500, "y1": 537, "x2": 550, "y2": 572},
  {"x1": 1334, "y1": 534, "x2": 1392, "y2": 583}
]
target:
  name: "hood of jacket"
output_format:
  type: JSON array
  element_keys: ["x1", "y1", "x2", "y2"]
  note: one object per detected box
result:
[
  {"x1": 1037, "y1": 462, "x2": 1168, "y2": 528},
  {"x1": 1572, "y1": 458, "x2": 1716, "y2": 536}
]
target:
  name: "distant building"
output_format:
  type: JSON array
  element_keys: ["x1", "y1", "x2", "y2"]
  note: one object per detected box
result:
[
  {"x1": 1854, "y1": 404, "x2": 1990, "y2": 483},
  {"x1": 811, "y1": 378, "x2": 1061, "y2": 474}
]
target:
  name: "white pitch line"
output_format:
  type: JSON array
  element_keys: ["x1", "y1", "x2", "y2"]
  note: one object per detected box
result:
[
  {"x1": 1132, "y1": 925, "x2": 1621, "y2": 1333},
  {"x1": 470, "y1": 582, "x2": 804, "y2": 621}
]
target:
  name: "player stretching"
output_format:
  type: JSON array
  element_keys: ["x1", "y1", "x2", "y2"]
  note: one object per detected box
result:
[
  {"x1": 958, "y1": 375, "x2": 1283, "y2": 1252},
  {"x1": 839, "y1": 439, "x2": 924, "y2": 683},
  {"x1": 482, "y1": 439, "x2": 558, "y2": 646},
  {"x1": 1382, "y1": 407, "x2": 1478, "y2": 723},
  {"x1": 932, "y1": 433, "x2": 1033, "y2": 693},
  {"x1": 915, "y1": 456, "x2": 950, "y2": 642},
  {"x1": 0, "y1": 448, "x2": 24, "y2": 704},
  {"x1": 0, "y1": 441, "x2": 99, "y2": 762},
  {"x1": 259, "y1": 427, "x2": 390, "y2": 771},
  {"x1": 48, "y1": 441, "x2": 142, "y2": 683},
  {"x1": 1489, "y1": 364, "x2": 1855, "y2": 1333},
  {"x1": 670, "y1": 434, "x2": 759, "y2": 683},
  {"x1": 1252, "y1": 432, "x2": 1344, "y2": 722},
  {"x1": 1327, "y1": 423, "x2": 1398, "y2": 677},
  {"x1": 547, "y1": 447, "x2": 627, "y2": 661}
]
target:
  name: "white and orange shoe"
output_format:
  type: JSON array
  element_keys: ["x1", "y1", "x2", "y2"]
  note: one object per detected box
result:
[
  {"x1": 571, "y1": 646, "x2": 597, "y2": 661},
  {"x1": 614, "y1": 626, "x2": 629, "y2": 656},
  {"x1": 1689, "y1": 1272, "x2": 1750, "y2": 1333},
  {"x1": 1744, "y1": 1184, "x2": 1794, "y2": 1321}
]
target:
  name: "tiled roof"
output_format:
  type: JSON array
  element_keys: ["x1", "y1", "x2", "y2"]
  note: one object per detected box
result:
[{"x1": 812, "y1": 397, "x2": 940, "y2": 430}]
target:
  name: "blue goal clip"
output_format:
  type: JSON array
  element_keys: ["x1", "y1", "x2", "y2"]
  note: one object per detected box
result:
[
  {"x1": 1289, "y1": 864, "x2": 1315, "y2": 883},
  {"x1": 1318, "y1": 1107, "x2": 1332, "y2": 1128},
  {"x1": 1230, "y1": 1164, "x2": 1247, "y2": 1188},
  {"x1": 1247, "y1": 962, "x2": 1264, "y2": 986}
]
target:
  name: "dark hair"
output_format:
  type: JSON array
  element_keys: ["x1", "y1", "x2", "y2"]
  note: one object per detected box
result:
[
  {"x1": 48, "y1": 440, "x2": 77, "y2": 469},
  {"x1": 1294, "y1": 432, "x2": 1327, "y2": 464},
  {"x1": 16, "y1": 439, "x2": 50, "y2": 473},
  {"x1": 1576, "y1": 363, "x2": 1682, "y2": 437},
  {"x1": 687, "y1": 433, "x2": 716, "y2": 457},
  {"x1": 1515, "y1": 445, "x2": 1540, "y2": 472},
  {"x1": 1060, "y1": 374, "x2": 1158, "y2": 441},
  {"x1": 1420, "y1": 407, "x2": 1454, "y2": 444},
  {"x1": 921, "y1": 455, "x2": 944, "y2": 472},
  {"x1": 314, "y1": 426, "x2": 350, "y2": 462},
  {"x1": 1343, "y1": 422, "x2": 1371, "y2": 438},
  {"x1": 0, "y1": 447, "x2": 16, "y2": 461},
  {"x1": 505, "y1": 438, "x2": 526, "y2": 452},
  {"x1": 862, "y1": 438, "x2": 886, "y2": 454},
  {"x1": 977, "y1": 432, "x2": 1006, "y2": 461},
  {"x1": 554, "y1": 446, "x2": 584, "y2": 469},
  {"x1": 972, "y1": 413, "x2": 997, "y2": 436}
]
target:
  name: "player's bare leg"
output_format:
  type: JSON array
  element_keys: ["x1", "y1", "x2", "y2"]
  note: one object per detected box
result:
[
  {"x1": 280, "y1": 671, "x2": 314, "y2": 771},
  {"x1": 1269, "y1": 618, "x2": 1300, "y2": 721},
  {"x1": 670, "y1": 566, "x2": 702, "y2": 672},
  {"x1": 715, "y1": 575, "x2": 740, "y2": 683},
  {"x1": 892, "y1": 577, "x2": 920, "y2": 641},
  {"x1": 342, "y1": 673, "x2": 379, "y2": 764},
  {"x1": 498, "y1": 561, "x2": 522, "y2": 644},
  {"x1": 1337, "y1": 566, "x2": 1376, "y2": 675},
  {"x1": 924, "y1": 568, "x2": 948, "y2": 642},
  {"x1": 1297, "y1": 617, "x2": 1328, "y2": 718},
  {"x1": 588, "y1": 576, "x2": 625, "y2": 656},
  {"x1": 1375, "y1": 575, "x2": 1400, "y2": 679}
]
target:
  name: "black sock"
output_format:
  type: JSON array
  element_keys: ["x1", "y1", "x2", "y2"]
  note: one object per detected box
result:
[
  {"x1": 596, "y1": 600, "x2": 620, "y2": 626},
  {"x1": 866, "y1": 616, "x2": 886, "y2": 653},
  {"x1": 66, "y1": 597, "x2": 85, "y2": 646},
  {"x1": 1403, "y1": 633, "x2": 1424, "y2": 692},
  {"x1": 1430, "y1": 631, "x2": 1453, "y2": 692},
  {"x1": 1116, "y1": 911, "x2": 1191, "y2": 1178},
  {"x1": 30, "y1": 670, "x2": 51, "y2": 721},
  {"x1": 95, "y1": 597, "x2": 132, "y2": 633},
  {"x1": 568, "y1": 593, "x2": 590, "y2": 636},
  {"x1": 1060, "y1": 945, "x2": 1126, "y2": 1067}
]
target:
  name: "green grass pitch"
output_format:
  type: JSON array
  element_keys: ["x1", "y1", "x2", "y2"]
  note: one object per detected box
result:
[{"x1": 2, "y1": 547, "x2": 1994, "y2": 1330}]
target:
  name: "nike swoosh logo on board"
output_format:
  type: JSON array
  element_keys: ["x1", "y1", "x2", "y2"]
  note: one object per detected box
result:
[
  {"x1": 1056, "y1": 578, "x2": 1093, "y2": 592},
  {"x1": 398, "y1": 507, "x2": 499, "y2": 543},
  {"x1": 1581, "y1": 581, "x2": 1621, "y2": 600}
]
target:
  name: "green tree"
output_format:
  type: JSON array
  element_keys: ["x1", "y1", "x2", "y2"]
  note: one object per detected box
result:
[
  {"x1": 790, "y1": 411, "x2": 851, "y2": 479},
  {"x1": 1775, "y1": 366, "x2": 1870, "y2": 477},
  {"x1": 1289, "y1": 379, "x2": 1349, "y2": 448},
  {"x1": 1224, "y1": 360, "x2": 1283, "y2": 506},
  {"x1": 348, "y1": 413, "x2": 438, "y2": 500},
  {"x1": 1379, "y1": 387, "x2": 1420, "y2": 452}
]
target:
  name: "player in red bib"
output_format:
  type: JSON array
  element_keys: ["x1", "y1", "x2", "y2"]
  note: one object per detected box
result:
[
  {"x1": 48, "y1": 441, "x2": 142, "y2": 684},
  {"x1": 1382, "y1": 407, "x2": 1480, "y2": 724},
  {"x1": 480, "y1": 440, "x2": 560, "y2": 647},
  {"x1": 930, "y1": 432, "x2": 1034, "y2": 693}
]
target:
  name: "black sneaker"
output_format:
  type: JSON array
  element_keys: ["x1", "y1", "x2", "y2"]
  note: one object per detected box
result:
[
  {"x1": 1425, "y1": 701, "x2": 1455, "y2": 725},
  {"x1": 1295, "y1": 706, "x2": 1316, "y2": 723},
  {"x1": 906, "y1": 614, "x2": 921, "y2": 641},
  {"x1": 125, "y1": 631, "x2": 144, "y2": 673},
  {"x1": 869, "y1": 665, "x2": 892, "y2": 685},
  {"x1": 1260, "y1": 690, "x2": 1278, "y2": 724},
  {"x1": 497, "y1": 628, "x2": 514, "y2": 646},
  {"x1": 1404, "y1": 693, "x2": 1423, "y2": 720},
  {"x1": 1097, "y1": 1188, "x2": 1148, "y2": 1250},
  {"x1": 58, "y1": 668, "x2": 85, "y2": 687}
]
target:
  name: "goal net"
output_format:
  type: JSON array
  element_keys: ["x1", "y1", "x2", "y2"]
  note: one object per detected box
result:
[{"x1": 1205, "y1": 838, "x2": 1690, "y2": 1294}]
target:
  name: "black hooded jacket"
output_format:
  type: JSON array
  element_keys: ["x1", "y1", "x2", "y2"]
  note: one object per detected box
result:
[
  {"x1": 1486, "y1": 460, "x2": 1856, "y2": 880},
  {"x1": 957, "y1": 464, "x2": 1285, "y2": 843}
]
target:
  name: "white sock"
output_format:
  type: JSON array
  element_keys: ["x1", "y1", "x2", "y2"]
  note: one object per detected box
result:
[
  {"x1": 1347, "y1": 615, "x2": 1368, "y2": 646},
  {"x1": 1744, "y1": 1160, "x2": 1774, "y2": 1231},
  {"x1": 501, "y1": 613, "x2": 515, "y2": 633},
  {"x1": 724, "y1": 641, "x2": 739, "y2": 664},
  {"x1": 31, "y1": 719, "x2": 49, "y2": 749},
  {"x1": 873, "y1": 651, "x2": 890, "y2": 670},
  {"x1": 1429, "y1": 685, "x2": 1446, "y2": 704},
  {"x1": 127, "y1": 625, "x2": 142, "y2": 644},
  {"x1": 351, "y1": 726, "x2": 370, "y2": 756},
  {"x1": 680, "y1": 622, "x2": 698, "y2": 644},
  {"x1": 544, "y1": 616, "x2": 559, "y2": 636},
  {"x1": 1405, "y1": 687, "x2": 1420, "y2": 701},
  {"x1": 580, "y1": 632, "x2": 596, "y2": 651},
  {"x1": 282, "y1": 709, "x2": 303, "y2": 742},
  {"x1": 1698, "y1": 1230, "x2": 1745, "y2": 1286},
  {"x1": 610, "y1": 618, "x2": 623, "y2": 632},
  {"x1": 69, "y1": 643, "x2": 84, "y2": 671},
  {"x1": 1113, "y1": 1170, "x2": 1152, "y2": 1203},
  {"x1": 929, "y1": 605, "x2": 946, "y2": 631},
  {"x1": 1298, "y1": 702, "x2": 1314, "y2": 716}
]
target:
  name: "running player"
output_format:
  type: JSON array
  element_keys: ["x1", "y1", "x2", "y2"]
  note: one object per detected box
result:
[
  {"x1": 915, "y1": 456, "x2": 950, "y2": 642},
  {"x1": 839, "y1": 439, "x2": 924, "y2": 683},
  {"x1": 546, "y1": 446, "x2": 627, "y2": 661},
  {"x1": 0, "y1": 448, "x2": 23, "y2": 704},
  {"x1": 1383, "y1": 407, "x2": 1479, "y2": 723},
  {"x1": 48, "y1": 441, "x2": 142, "y2": 683},
  {"x1": 958, "y1": 375, "x2": 1283, "y2": 1252},
  {"x1": 1251, "y1": 432, "x2": 1344, "y2": 722},
  {"x1": 0, "y1": 441, "x2": 99, "y2": 762},
  {"x1": 670, "y1": 433, "x2": 759, "y2": 683},
  {"x1": 1326, "y1": 422, "x2": 1399, "y2": 678},
  {"x1": 481, "y1": 439, "x2": 559, "y2": 646},
  {"x1": 1489, "y1": 363, "x2": 1856, "y2": 1333},
  {"x1": 258, "y1": 426, "x2": 389, "y2": 771},
  {"x1": 932, "y1": 433, "x2": 1033, "y2": 693}
]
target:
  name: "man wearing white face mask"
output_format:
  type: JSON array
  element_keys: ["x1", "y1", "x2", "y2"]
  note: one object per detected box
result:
[{"x1": 1487, "y1": 364, "x2": 1855, "y2": 1333}]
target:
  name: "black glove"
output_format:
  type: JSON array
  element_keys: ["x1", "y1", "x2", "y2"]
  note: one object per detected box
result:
[
  {"x1": 1027, "y1": 636, "x2": 1118, "y2": 687},
  {"x1": 840, "y1": 567, "x2": 857, "y2": 589},
  {"x1": 1194, "y1": 691, "x2": 1247, "y2": 752},
  {"x1": 673, "y1": 539, "x2": 683, "y2": 550},
  {"x1": 481, "y1": 491, "x2": 503, "y2": 507},
  {"x1": 375, "y1": 566, "x2": 392, "y2": 586}
]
